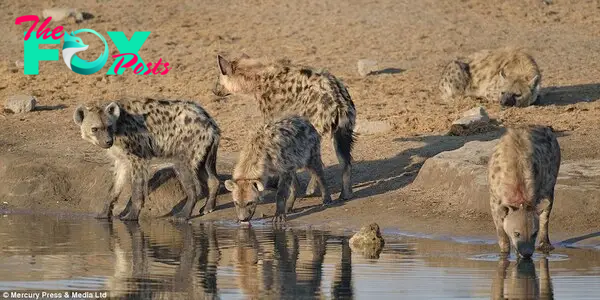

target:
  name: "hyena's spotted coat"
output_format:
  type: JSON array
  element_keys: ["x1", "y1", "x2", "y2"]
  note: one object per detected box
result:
[
  {"x1": 224, "y1": 115, "x2": 332, "y2": 223},
  {"x1": 73, "y1": 97, "x2": 221, "y2": 221},
  {"x1": 488, "y1": 125, "x2": 561, "y2": 258},
  {"x1": 214, "y1": 54, "x2": 355, "y2": 201},
  {"x1": 439, "y1": 47, "x2": 542, "y2": 107}
]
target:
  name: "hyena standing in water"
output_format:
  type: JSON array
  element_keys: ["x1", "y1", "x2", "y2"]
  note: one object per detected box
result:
[
  {"x1": 213, "y1": 54, "x2": 356, "y2": 201},
  {"x1": 488, "y1": 125, "x2": 561, "y2": 258},
  {"x1": 224, "y1": 115, "x2": 332, "y2": 223},
  {"x1": 73, "y1": 98, "x2": 221, "y2": 221},
  {"x1": 438, "y1": 47, "x2": 542, "y2": 107}
]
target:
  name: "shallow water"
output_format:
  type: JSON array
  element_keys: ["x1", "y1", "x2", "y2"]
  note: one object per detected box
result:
[{"x1": 0, "y1": 214, "x2": 599, "y2": 299}]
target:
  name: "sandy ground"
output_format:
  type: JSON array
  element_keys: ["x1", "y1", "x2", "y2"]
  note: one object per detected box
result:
[{"x1": 2, "y1": 0, "x2": 600, "y2": 244}]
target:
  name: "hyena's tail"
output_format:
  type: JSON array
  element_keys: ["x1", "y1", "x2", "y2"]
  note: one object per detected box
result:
[
  {"x1": 331, "y1": 77, "x2": 357, "y2": 164},
  {"x1": 333, "y1": 104, "x2": 356, "y2": 165},
  {"x1": 333, "y1": 120, "x2": 356, "y2": 164}
]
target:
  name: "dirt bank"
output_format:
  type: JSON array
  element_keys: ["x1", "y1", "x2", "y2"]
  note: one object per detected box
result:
[{"x1": 1, "y1": 0, "x2": 600, "y2": 246}]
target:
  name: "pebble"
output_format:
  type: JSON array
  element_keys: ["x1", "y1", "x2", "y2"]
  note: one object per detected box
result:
[
  {"x1": 42, "y1": 8, "x2": 84, "y2": 22},
  {"x1": 4, "y1": 95, "x2": 37, "y2": 114},
  {"x1": 357, "y1": 59, "x2": 379, "y2": 77},
  {"x1": 449, "y1": 106, "x2": 495, "y2": 136}
]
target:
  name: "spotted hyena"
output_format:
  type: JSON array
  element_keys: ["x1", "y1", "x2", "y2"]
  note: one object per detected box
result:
[
  {"x1": 439, "y1": 47, "x2": 542, "y2": 107},
  {"x1": 73, "y1": 98, "x2": 221, "y2": 221},
  {"x1": 224, "y1": 115, "x2": 332, "y2": 223},
  {"x1": 488, "y1": 125, "x2": 561, "y2": 258},
  {"x1": 214, "y1": 54, "x2": 355, "y2": 201}
]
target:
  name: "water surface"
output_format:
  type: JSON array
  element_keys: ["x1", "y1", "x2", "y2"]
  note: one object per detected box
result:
[{"x1": 0, "y1": 214, "x2": 599, "y2": 299}]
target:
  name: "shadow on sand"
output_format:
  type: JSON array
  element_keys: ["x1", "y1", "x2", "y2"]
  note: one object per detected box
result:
[
  {"x1": 285, "y1": 129, "x2": 507, "y2": 221},
  {"x1": 538, "y1": 83, "x2": 600, "y2": 106}
]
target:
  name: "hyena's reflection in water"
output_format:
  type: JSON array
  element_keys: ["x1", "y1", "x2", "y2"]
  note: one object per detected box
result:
[
  {"x1": 99, "y1": 221, "x2": 355, "y2": 299},
  {"x1": 102, "y1": 221, "x2": 220, "y2": 300},
  {"x1": 230, "y1": 226, "x2": 354, "y2": 299},
  {"x1": 491, "y1": 256, "x2": 554, "y2": 300}
]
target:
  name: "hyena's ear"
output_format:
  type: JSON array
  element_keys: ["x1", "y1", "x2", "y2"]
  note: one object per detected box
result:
[
  {"x1": 73, "y1": 105, "x2": 86, "y2": 126},
  {"x1": 529, "y1": 74, "x2": 540, "y2": 87},
  {"x1": 499, "y1": 69, "x2": 506, "y2": 79},
  {"x1": 104, "y1": 102, "x2": 121, "y2": 119},
  {"x1": 536, "y1": 199, "x2": 551, "y2": 215},
  {"x1": 252, "y1": 180, "x2": 265, "y2": 192},
  {"x1": 496, "y1": 205, "x2": 510, "y2": 219},
  {"x1": 217, "y1": 55, "x2": 233, "y2": 76},
  {"x1": 224, "y1": 180, "x2": 237, "y2": 192}
]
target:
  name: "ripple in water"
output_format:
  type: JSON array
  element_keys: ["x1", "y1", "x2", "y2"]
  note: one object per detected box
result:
[{"x1": 469, "y1": 252, "x2": 570, "y2": 262}]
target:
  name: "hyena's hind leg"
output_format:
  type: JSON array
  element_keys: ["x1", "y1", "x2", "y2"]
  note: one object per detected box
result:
[
  {"x1": 305, "y1": 147, "x2": 333, "y2": 206},
  {"x1": 333, "y1": 125, "x2": 355, "y2": 201},
  {"x1": 274, "y1": 172, "x2": 294, "y2": 224},
  {"x1": 200, "y1": 139, "x2": 221, "y2": 215},
  {"x1": 171, "y1": 161, "x2": 201, "y2": 220},
  {"x1": 304, "y1": 133, "x2": 348, "y2": 200},
  {"x1": 438, "y1": 60, "x2": 471, "y2": 102}
]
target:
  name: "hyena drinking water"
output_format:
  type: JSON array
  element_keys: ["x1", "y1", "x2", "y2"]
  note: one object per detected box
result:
[
  {"x1": 488, "y1": 125, "x2": 561, "y2": 258},
  {"x1": 439, "y1": 47, "x2": 542, "y2": 107},
  {"x1": 214, "y1": 54, "x2": 355, "y2": 201},
  {"x1": 224, "y1": 115, "x2": 332, "y2": 223},
  {"x1": 73, "y1": 97, "x2": 221, "y2": 221}
]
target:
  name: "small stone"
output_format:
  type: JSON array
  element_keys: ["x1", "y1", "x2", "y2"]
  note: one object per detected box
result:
[
  {"x1": 42, "y1": 8, "x2": 84, "y2": 22},
  {"x1": 4, "y1": 95, "x2": 36, "y2": 114},
  {"x1": 15, "y1": 60, "x2": 24, "y2": 68},
  {"x1": 357, "y1": 59, "x2": 378, "y2": 77},
  {"x1": 349, "y1": 223, "x2": 385, "y2": 259},
  {"x1": 449, "y1": 106, "x2": 495, "y2": 136},
  {"x1": 453, "y1": 106, "x2": 490, "y2": 126}
]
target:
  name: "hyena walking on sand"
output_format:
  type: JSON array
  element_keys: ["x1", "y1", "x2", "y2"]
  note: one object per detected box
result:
[
  {"x1": 438, "y1": 47, "x2": 542, "y2": 107},
  {"x1": 224, "y1": 115, "x2": 332, "y2": 223},
  {"x1": 488, "y1": 125, "x2": 561, "y2": 258},
  {"x1": 73, "y1": 98, "x2": 221, "y2": 221},
  {"x1": 214, "y1": 54, "x2": 356, "y2": 201}
]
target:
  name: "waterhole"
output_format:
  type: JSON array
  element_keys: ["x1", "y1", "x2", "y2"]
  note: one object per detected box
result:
[{"x1": 0, "y1": 214, "x2": 599, "y2": 299}]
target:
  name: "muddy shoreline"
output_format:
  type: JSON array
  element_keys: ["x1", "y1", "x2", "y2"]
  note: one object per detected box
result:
[{"x1": 1, "y1": 146, "x2": 598, "y2": 252}]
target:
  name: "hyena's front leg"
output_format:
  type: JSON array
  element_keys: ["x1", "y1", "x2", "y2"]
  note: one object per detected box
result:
[
  {"x1": 492, "y1": 203, "x2": 511, "y2": 254},
  {"x1": 307, "y1": 153, "x2": 333, "y2": 206},
  {"x1": 120, "y1": 161, "x2": 149, "y2": 221},
  {"x1": 273, "y1": 172, "x2": 293, "y2": 224},
  {"x1": 537, "y1": 196, "x2": 555, "y2": 252},
  {"x1": 305, "y1": 174, "x2": 318, "y2": 196},
  {"x1": 284, "y1": 173, "x2": 298, "y2": 214},
  {"x1": 97, "y1": 159, "x2": 130, "y2": 219}
]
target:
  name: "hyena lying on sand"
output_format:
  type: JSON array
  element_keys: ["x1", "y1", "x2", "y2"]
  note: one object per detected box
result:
[
  {"x1": 488, "y1": 125, "x2": 561, "y2": 258},
  {"x1": 224, "y1": 115, "x2": 332, "y2": 223},
  {"x1": 73, "y1": 98, "x2": 221, "y2": 221},
  {"x1": 214, "y1": 54, "x2": 355, "y2": 201},
  {"x1": 439, "y1": 47, "x2": 542, "y2": 107}
]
